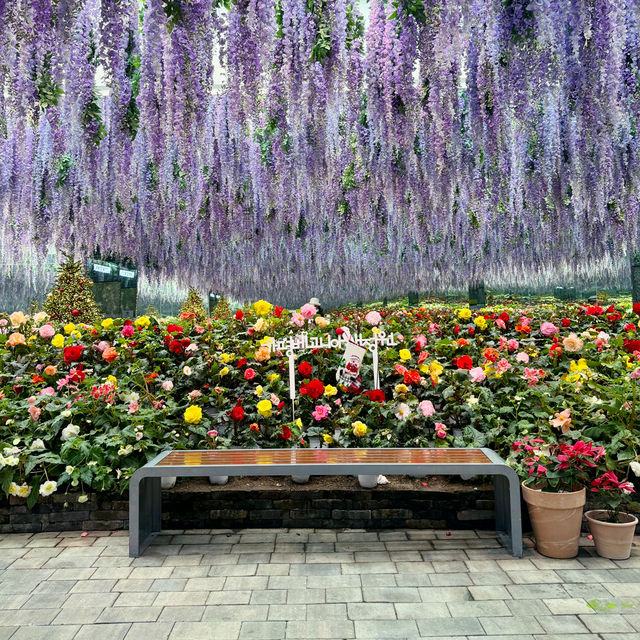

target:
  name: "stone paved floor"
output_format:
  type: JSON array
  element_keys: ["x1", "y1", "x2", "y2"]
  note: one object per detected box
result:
[{"x1": 1, "y1": 529, "x2": 640, "y2": 640}]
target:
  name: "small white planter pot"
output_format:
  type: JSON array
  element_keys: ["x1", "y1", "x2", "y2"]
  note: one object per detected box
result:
[
  {"x1": 291, "y1": 475, "x2": 310, "y2": 484},
  {"x1": 161, "y1": 476, "x2": 176, "y2": 489},
  {"x1": 209, "y1": 475, "x2": 229, "y2": 485}
]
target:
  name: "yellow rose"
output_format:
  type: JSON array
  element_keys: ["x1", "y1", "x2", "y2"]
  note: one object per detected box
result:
[
  {"x1": 255, "y1": 385, "x2": 264, "y2": 395},
  {"x1": 257, "y1": 399, "x2": 273, "y2": 417},
  {"x1": 457, "y1": 308, "x2": 472, "y2": 320},
  {"x1": 219, "y1": 367, "x2": 229, "y2": 377},
  {"x1": 106, "y1": 375, "x2": 118, "y2": 388},
  {"x1": 134, "y1": 316, "x2": 150, "y2": 328},
  {"x1": 253, "y1": 300, "x2": 273, "y2": 316},
  {"x1": 395, "y1": 384, "x2": 409, "y2": 394},
  {"x1": 473, "y1": 316, "x2": 487, "y2": 330},
  {"x1": 352, "y1": 421, "x2": 368, "y2": 437},
  {"x1": 324, "y1": 384, "x2": 337, "y2": 397},
  {"x1": 399, "y1": 349, "x2": 411, "y2": 361},
  {"x1": 184, "y1": 406, "x2": 202, "y2": 424},
  {"x1": 219, "y1": 353, "x2": 231, "y2": 363},
  {"x1": 51, "y1": 334, "x2": 65, "y2": 348},
  {"x1": 323, "y1": 434, "x2": 334, "y2": 444},
  {"x1": 101, "y1": 318, "x2": 114, "y2": 330},
  {"x1": 64, "y1": 323, "x2": 76, "y2": 335}
]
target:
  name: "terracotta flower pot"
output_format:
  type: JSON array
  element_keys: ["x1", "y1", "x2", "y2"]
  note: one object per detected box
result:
[
  {"x1": 585, "y1": 510, "x2": 638, "y2": 560},
  {"x1": 522, "y1": 482, "x2": 586, "y2": 558}
]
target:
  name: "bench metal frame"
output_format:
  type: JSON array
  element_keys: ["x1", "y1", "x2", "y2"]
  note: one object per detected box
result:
[{"x1": 129, "y1": 447, "x2": 522, "y2": 558}]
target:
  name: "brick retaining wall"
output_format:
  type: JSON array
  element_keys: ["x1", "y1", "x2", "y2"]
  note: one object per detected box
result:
[{"x1": 0, "y1": 478, "x2": 497, "y2": 534}]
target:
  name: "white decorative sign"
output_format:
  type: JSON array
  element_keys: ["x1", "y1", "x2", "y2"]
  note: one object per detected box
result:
[
  {"x1": 93, "y1": 263, "x2": 111, "y2": 274},
  {"x1": 264, "y1": 330, "x2": 399, "y2": 418},
  {"x1": 336, "y1": 342, "x2": 366, "y2": 393},
  {"x1": 119, "y1": 268, "x2": 135, "y2": 278}
]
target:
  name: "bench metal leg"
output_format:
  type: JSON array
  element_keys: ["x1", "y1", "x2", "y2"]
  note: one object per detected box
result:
[
  {"x1": 129, "y1": 474, "x2": 162, "y2": 557},
  {"x1": 494, "y1": 472, "x2": 523, "y2": 557}
]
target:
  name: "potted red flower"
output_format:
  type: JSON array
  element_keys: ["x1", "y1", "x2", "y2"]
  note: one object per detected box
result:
[
  {"x1": 586, "y1": 471, "x2": 638, "y2": 559},
  {"x1": 510, "y1": 437, "x2": 604, "y2": 558}
]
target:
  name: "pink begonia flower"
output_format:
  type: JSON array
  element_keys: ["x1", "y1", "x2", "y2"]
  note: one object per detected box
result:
[
  {"x1": 194, "y1": 326, "x2": 205, "y2": 334},
  {"x1": 518, "y1": 316, "x2": 532, "y2": 326},
  {"x1": 299, "y1": 304, "x2": 317, "y2": 319},
  {"x1": 39, "y1": 324, "x2": 55, "y2": 339},
  {"x1": 506, "y1": 339, "x2": 519, "y2": 352},
  {"x1": 396, "y1": 334, "x2": 404, "y2": 341},
  {"x1": 188, "y1": 390, "x2": 201, "y2": 399},
  {"x1": 419, "y1": 400, "x2": 435, "y2": 417},
  {"x1": 428, "y1": 323, "x2": 439, "y2": 333},
  {"x1": 523, "y1": 368, "x2": 543, "y2": 387},
  {"x1": 207, "y1": 430, "x2": 218, "y2": 437},
  {"x1": 27, "y1": 395, "x2": 37, "y2": 405},
  {"x1": 28, "y1": 405, "x2": 41, "y2": 420},
  {"x1": 365, "y1": 311, "x2": 382, "y2": 326},
  {"x1": 540, "y1": 322, "x2": 559, "y2": 337},
  {"x1": 162, "y1": 380, "x2": 174, "y2": 391},
  {"x1": 495, "y1": 358, "x2": 512, "y2": 374},
  {"x1": 128, "y1": 401, "x2": 139, "y2": 414},
  {"x1": 469, "y1": 367, "x2": 486, "y2": 383},
  {"x1": 291, "y1": 311, "x2": 304, "y2": 327},
  {"x1": 516, "y1": 352, "x2": 530, "y2": 364},
  {"x1": 312, "y1": 405, "x2": 331, "y2": 421},
  {"x1": 40, "y1": 387, "x2": 56, "y2": 396},
  {"x1": 121, "y1": 325, "x2": 135, "y2": 338},
  {"x1": 630, "y1": 368, "x2": 640, "y2": 380},
  {"x1": 435, "y1": 423, "x2": 447, "y2": 438},
  {"x1": 95, "y1": 341, "x2": 110, "y2": 353},
  {"x1": 414, "y1": 334, "x2": 427, "y2": 349},
  {"x1": 495, "y1": 318, "x2": 506, "y2": 330}
]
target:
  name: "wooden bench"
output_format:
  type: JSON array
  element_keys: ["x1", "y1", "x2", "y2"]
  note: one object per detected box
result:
[{"x1": 128, "y1": 448, "x2": 522, "y2": 557}]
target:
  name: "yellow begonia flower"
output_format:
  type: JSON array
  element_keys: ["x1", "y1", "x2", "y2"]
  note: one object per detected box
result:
[
  {"x1": 51, "y1": 334, "x2": 65, "y2": 348},
  {"x1": 134, "y1": 316, "x2": 150, "y2": 328},
  {"x1": 267, "y1": 374, "x2": 280, "y2": 383},
  {"x1": 473, "y1": 316, "x2": 487, "y2": 330},
  {"x1": 101, "y1": 318, "x2": 114, "y2": 330},
  {"x1": 64, "y1": 323, "x2": 76, "y2": 335},
  {"x1": 253, "y1": 318, "x2": 268, "y2": 332},
  {"x1": 106, "y1": 375, "x2": 118, "y2": 388},
  {"x1": 72, "y1": 331, "x2": 81, "y2": 339},
  {"x1": 184, "y1": 406, "x2": 202, "y2": 424},
  {"x1": 457, "y1": 308, "x2": 472, "y2": 320},
  {"x1": 324, "y1": 384, "x2": 337, "y2": 397},
  {"x1": 352, "y1": 421, "x2": 368, "y2": 437},
  {"x1": 253, "y1": 300, "x2": 273, "y2": 316},
  {"x1": 295, "y1": 418, "x2": 302, "y2": 428},
  {"x1": 565, "y1": 358, "x2": 591, "y2": 383},
  {"x1": 259, "y1": 336, "x2": 273, "y2": 345},
  {"x1": 257, "y1": 399, "x2": 272, "y2": 417},
  {"x1": 395, "y1": 384, "x2": 409, "y2": 394},
  {"x1": 255, "y1": 385, "x2": 264, "y2": 395},
  {"x1": 219, "y1": 353, "x2": 231, "y2": 363},
  {"x1": 219, "y1": 367, "x2": 229, "y2": 377},
  {"x1": 399, "y1": 349, "x2": 412, "y2": 361},
  {"x1": 323, "y1": 434, "x2": 334, "y2": 444}
]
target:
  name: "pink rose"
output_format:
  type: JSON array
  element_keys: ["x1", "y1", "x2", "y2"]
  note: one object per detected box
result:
[
  {"x1": 300, "y1": 304, "x2": 317, "y2": 319},
  {"x1": 540, "y1": 322, "x2": 559, "y2": 337},
  {"x1": 365, "y1": 311, "x2": 382, "y2": 326},
  {"x1": 469, "y1": 367, "x2": 486, "y2": 383},
  {"x1": 516, "y1": 352, "x2": 530, "y2": 364},
  {"x1": 419, "y1": 400, "x2": 435, "y2": 417},
  {"x1": 39, "y1": 324, "x2": 55, "y2": 339}
]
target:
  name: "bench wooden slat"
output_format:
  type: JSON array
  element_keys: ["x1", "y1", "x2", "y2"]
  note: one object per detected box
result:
[{"x1": 156, "y1": 448, "x2": 492, "y2": 467}]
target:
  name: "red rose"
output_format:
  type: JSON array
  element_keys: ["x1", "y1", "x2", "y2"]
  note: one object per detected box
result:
[
  {"x1": 235, "y1": 309, "x2": 244, "y2": 321},
  {"x1": 364, "y1": 389, "x2": 385, "y2": 403},
  {"x1": 561, "y1": 318, "x2": 571, "y2": 327},
  {"x1": 230, "y1": 406, "x2": 245, "y2": 421},
  {"x1": 634, "y1": 303, "x2": 640, "y2": 315},
  {"x1": 298, "y1": 361, "x2": 312, "y2": 377},
  {"x1": 169, "y1": 340, "x2": 183, "y2": 354},
  {"x1": 63, "y1": 345, "x2": 84, "y2": 364},
  {"x1": 277, "y1": 401, "x2": 285, "y2": 410},
  {"x1": 274, "y1": 306, "x2": 284, "y2": 319},
  {"x1": 456, "y1": 355, "x2": 473, "y2": 370},
  {"x1": 244, "y1": 368, "x2": 256, "y2": 381},
  {"x1": 280, "y1": 425, "x2": 292, "y2": 440},
  {"x1": 302, "y1": 379, "x2": 324, "y2": 399}
]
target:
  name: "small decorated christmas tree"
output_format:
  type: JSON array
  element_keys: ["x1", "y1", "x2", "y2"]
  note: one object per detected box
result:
[
  {"x1": 44, "y1": 253, "x2": 102, "y2": 323},
  {"x1": 213, "y1": 296, "x2": 232, "y2": 320},
  {"x1": 180, "y1": 287, "x2": 207, "y2": 323}
]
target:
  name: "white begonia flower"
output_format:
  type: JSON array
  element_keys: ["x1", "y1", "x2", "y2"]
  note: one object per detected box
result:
[
  {"x1": 630, "y1": 461, "x2": 640, "y2": 477},
  {"x1": 78, "y1": 495, "x2": 89, "y2": 504},
  {"x1": 183, "y1": 366, "x2": 192, "y2": 376},
  {"x1": 61, "y1": 424, "x2": 80, "y2": 441},
  {"x1": 30, "y1": 439, "x2": 46, "y2": 450},
  {"x1": 61, "y1": 410, "x2": 72, "y2": 418},
  {"x1": 394, "y1": 403, "x2": 411, "y2": 422},
  {"x1": 4, "y1": 456, "x2": 19, "y2": 466},
  {"x1": 65, "y1": 466, "x2": 75, "y2": 475},
  {"x1": 118, "y1": 445, "x2": 133, "y2": 456},
  {"x1": 39, "y1": 480, "x2": 57, "y2": 497},
  {"x1": 467, "y1": 395, "x2": 479, "y2": 407}
]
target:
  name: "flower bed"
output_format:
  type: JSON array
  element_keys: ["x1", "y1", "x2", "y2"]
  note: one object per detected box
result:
[{"x1": 2, "y1": 300, "x2": 640, "y2": 507}]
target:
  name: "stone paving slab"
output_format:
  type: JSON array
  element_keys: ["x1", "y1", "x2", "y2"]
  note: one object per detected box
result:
[{"x1": 0, "y1": 529, "x2": 639, "y2": 639}]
